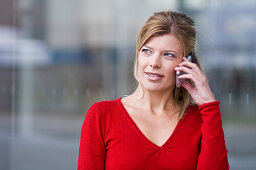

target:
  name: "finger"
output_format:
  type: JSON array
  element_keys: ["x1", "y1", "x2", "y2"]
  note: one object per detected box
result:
[
  {"x1": 179, "y1": 61, "x2": 202, "y2": 76},
  {"x1": 175, "y1": 66, "x2": 200, "y2": 79},
  {"x1": 179, "y1": 60, "x2": 196, "y2": 69},
  {"x1": 182, "y1": 81, "x2": 193, "y2": 92},
  {"x1": 178, "y1": 73, "x2": 199, "y2": 85},
  {"x1": 175, "y1": 66, "x2": 199, "y2": 78},
  {"x1": 182, "y1": 57, "x2": 189, "y2": 61}
]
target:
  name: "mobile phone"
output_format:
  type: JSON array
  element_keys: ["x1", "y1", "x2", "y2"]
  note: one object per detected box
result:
[{"x1": 176, "y1": 52, "x2": 194, "y2": 87}]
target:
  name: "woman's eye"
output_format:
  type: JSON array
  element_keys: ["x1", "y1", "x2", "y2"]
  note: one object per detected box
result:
[
  {"x1": 164, "y1": 53, "x2": 175, "y2": 58},
  {"x1": 141, "y1": 49, "x2": 151, "y2": 54}
]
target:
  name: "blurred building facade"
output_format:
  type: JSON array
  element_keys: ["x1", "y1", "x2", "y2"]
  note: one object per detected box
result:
[{"x1": 0, "y1": 0, "x2": 255, "y2": 169}]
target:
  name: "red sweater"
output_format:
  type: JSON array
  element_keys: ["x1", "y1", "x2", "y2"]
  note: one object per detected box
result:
[{"x1": 78, "y1": 98, "x2": 229, "y2": 170}]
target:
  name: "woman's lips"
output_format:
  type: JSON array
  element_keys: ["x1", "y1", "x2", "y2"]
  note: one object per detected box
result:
[{"x1": 145, "y1": 72, "x2": 164, "y2": 81}]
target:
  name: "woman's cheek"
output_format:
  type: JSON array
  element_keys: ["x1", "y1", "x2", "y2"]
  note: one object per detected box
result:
[
  {"x1": 169, "y1": 67, "x2": 175, "y2": 75},
  {"x1": 167, "y1": 68, "x2": 176, "y2": 81}
]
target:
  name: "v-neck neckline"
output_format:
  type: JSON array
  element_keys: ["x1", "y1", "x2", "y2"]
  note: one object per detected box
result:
[{"x1": 117, "y1": 97, "x2": 185, "y2": 149}]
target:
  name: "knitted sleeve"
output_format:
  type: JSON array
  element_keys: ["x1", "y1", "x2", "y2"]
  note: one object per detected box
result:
[
  {"x1": 78, "y1": 103, "x2": 105, "y2": 170},
  {"x1": 197, "y1": 101, "x2": 229, "y2": 170}
]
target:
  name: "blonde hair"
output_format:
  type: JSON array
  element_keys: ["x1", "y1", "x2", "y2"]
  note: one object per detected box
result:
[{"x1": 130, "y1": 10, "x2": 202, "y2": 119}]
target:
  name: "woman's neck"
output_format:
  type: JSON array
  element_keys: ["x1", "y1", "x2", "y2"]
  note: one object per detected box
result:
[{"x1": 129, "y1": 88, "x2": 179, "y2": 116}]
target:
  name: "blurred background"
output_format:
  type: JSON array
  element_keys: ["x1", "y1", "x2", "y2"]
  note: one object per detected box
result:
[{"x1": 0, "y1": 0, "x2": 255, "y2": 169}]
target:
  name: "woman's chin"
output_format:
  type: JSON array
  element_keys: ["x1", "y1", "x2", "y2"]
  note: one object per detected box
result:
[
  {"x1": 143, "y1": 86, "x2": 168, "y2": 93},
  {"x1": 146, "y1": 89, "x2": 161, "y2": 92},
  {"x1": 141, "y1": 83, "x2": 174, "y2": 93}
]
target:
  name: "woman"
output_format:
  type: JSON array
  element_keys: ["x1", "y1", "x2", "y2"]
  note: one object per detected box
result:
[{"x1": 78, "y1": 10, "x2": 229, "y2": 170}]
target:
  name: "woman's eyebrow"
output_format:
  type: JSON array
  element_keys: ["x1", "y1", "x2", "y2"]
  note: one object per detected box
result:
[
  {"x1": 162, "y1": 50, "x2": 178, "y2": 55},
  {"x1": 143, "y1": 45, "x2": 153, "y2": 50},
  {"x1": 143, "y1": 45, "x2": 178, "y2": 55}
]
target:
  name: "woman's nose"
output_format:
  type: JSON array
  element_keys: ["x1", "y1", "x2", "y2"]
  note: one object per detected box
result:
[{"x1": 149, "y1": 54, "x2": 161, "y2": 68}]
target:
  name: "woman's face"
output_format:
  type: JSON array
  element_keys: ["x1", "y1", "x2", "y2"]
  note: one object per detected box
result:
[{"x1": 137, "y1": 34, "x2": 184, "y2": 92}]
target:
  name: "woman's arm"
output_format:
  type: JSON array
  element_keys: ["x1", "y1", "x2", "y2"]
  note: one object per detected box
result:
[
  {"x1": 196, "y1": 101, "x2": 229, "y2": 170},
  {"x1": 78, "y1": 103, "x2": 105, "y2": 170},
  {"x1": 175, "y1": 57, "x2": 229, "y2": 169}
]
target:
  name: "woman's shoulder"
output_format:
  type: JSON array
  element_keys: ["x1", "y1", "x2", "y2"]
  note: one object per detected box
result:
[
  {"x1": 88, "y1": 97, "x2": 121, "y2": 114},
  {"x1": 94, "y1": 97, "x2": 121, "y2": 107}
]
